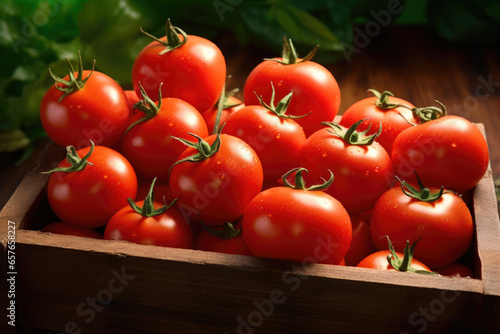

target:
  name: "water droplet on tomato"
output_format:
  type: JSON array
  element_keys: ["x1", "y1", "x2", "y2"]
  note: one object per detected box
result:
[
  {"x1": 322, "y1": 153, "x2": 327, "y2": 158},
  {"x1": 275, "y1": 134, "x2": 281, "y2": 139},
  {"x1": 451, "y1": 142, "x2": 457, "y2": 148},
  {"x1": 365, "y1": 171, "x2": 370, "y2": 176},
  {"x1": 374, "y1": 167, "x2": 380, "y2": 173}
]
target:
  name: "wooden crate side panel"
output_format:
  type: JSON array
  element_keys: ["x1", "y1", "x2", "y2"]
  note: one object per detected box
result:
[{"x1": 15, "y1": 232, "x2": 484, "y2": 334}]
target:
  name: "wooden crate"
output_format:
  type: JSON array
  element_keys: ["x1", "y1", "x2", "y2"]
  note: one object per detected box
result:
[{"x1": 1, "y1": 125, "x2": 499, "y2": 334}]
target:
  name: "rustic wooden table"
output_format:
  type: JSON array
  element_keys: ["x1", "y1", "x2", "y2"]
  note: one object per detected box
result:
[{"x1": 1, "y1": 25, "x2": 500, "y2": 334}]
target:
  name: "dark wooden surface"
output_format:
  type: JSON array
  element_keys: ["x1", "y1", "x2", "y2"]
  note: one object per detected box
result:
[{"x1": 1, "y1": 26, "x2": 499, "y2": 212}]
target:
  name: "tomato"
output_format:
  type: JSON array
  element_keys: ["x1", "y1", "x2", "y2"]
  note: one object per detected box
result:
[
  {"x1": 391, "y1": 115, "x2": 489, "y2": 194},
  {"x1": 41, "y1": 222, "x2": 102, "y2": 239},
  {"x1": 122, "y1": 85, "x2": 208, "y2": 182},
  {"x1": 339, "y1": 89, "x2": 417, "y2": 153},
  {"x1": 243, "y1": 39, "x2": 340, "y2": 136},
  {"x1": 194, "y1": 220, "x2": 252, "y2": 256},
  {"x1": 343, "y1": 215, "x2": 376, "y2": 266},
  {"x1": 203, "y1": 95, "x2": 244, "y2": 134},
  {"x1": 124, "y1": 90, "x2": 140, "y2": 112},
  {"x1": 169, "y1": 133, "x2": 263, "y2": 226},
  {"x1": 40, "y1": 52, "x2": 131, "y2": 149},
  {"x1": 132, "y1": 20, "x2": 226, "y2": 113},
  {"x1": 242, "y1": 168, "x2": 351, "y2": 265},
  {"x1": 370, "y1": 177, "x2": 474, "y2": 269},
  {"x1": 435, "y1": 262, "x2": 474, "y2": 278},
  {"x1": 357, "y1": 236, "x2": 434, "y2": 273},
  {"x1": 357, "y1": 250, "x2": 432, "y2": 272},
  {"x1": 136, "y1": 179, "x2": 172, "y2": 203},
  {"x1": 298, "y1": 121, "x2": 394, "y2": 214},
  {"x1": 223, "y1": 88, "x2": 306, "y2": 183},
  {"x1": 104, "y1": 179, "x2": 192, "y2": 248},
  {"x1": 45, "y1": 141, "x2": 138, "y2": 228}
]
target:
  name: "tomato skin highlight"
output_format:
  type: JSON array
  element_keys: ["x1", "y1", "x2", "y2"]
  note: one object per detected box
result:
[
  {"x1": 340, "y1": 96, "x2": 417, "y2": 153},
  {"x1": 104, "y1": 201, "x2": 193, "y2": 249},
  {"x1": 132, "y1": 34, "x2": 226, "y2": 113},
  {"x1": 391, "y1": 115, "x2": 489, "y2": 194},
  {"x1": 40, "y1": 70, "x2": 132, "y2": 149},
  {"x1": 223, "y1": 104, "x2": 306, "y2": 183},
  {"x1": 298, "y1": 127, "x2": 394, "y2": 214},
  {"x1": 242, "y1": 187, "x2": 351, "y2": 265},
  {"x1": 122, "y1": 97, "x2": 208, "y2": 182},
  {"x1": 243, "y1": 58, "x2": 340, "y2": 137},
  {"x1": 169, "y1": 134, "x2": 263, "y2": 226},
  {"x1": 357, "y1": 250, "x2": 432, "y2": 272},
  {"x1": 46, "y1": 145, "x2": 138, "y2": 228},
  {"x1": 41, "y1": 222, "x2": 102, "y2": 239},
  {"x1": 370, "y1": 185, "x2": 474, "y2": 269}
]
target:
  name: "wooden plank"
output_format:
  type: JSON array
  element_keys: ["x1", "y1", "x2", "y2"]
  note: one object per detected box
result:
[
  {"x1": 15, "y1": 230, "x2": 484, "y2": 334},
  {"x1": 472, "y1": 125, "x2": 500, "y2": 332}
]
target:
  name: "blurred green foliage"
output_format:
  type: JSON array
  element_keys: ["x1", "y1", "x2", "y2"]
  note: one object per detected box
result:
[{"x1": 0, "y1": 0, "x2": 498, "y2": 158}]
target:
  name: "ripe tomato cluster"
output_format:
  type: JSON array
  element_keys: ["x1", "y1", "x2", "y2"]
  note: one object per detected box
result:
[{"x1": 39, "y1": 20, "x2": 489, "y2": 278}]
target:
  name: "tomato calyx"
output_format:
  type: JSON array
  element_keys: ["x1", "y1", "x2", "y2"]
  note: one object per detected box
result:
[
  {"x1": 409, "y1": 100, "x2": 447, "y2": 124},
  {"x1": 48, "y1": 51, "x2": 95, "y2": 102},
  {"x1": 368, "y1": 89, "x2": 407, "y2": 110},
  {"x1": 282, "y1": 167, "x2": 334, "y2": 191},
  {"x1": 322, "y1": 119, "x2": 382, "y2": 146},
  {"x1": 128, "y1": 177, "x2": 177, "y2": 217},
  {"x1": 255, "y1": 82, "x2": 311, "y2": 120},
  {"x1": 385, "y1": 236, "x2": 437, "y2": 275},
  {"x1": 265, "y1": 37, "x2": 318, "y2": 65},
  {"x1": 42, "y1": 140, "x2": 94, "y2": 174},
  {"x1": 396, "y1": 172, "x2": 445, "y2": 202},
  {"x1": 213, "y1": 79, "x2": 242, "y2": 135},
  {"x1": 125, "y1": 82, "x2": 163, "y2": 134},
  {"x1": 200, "y1": 219, "x2": 241, "y2": 240},
  {"x1": 140, "y1": 18, "x2": 188, "y2": 55},
  {"x1": 169, "y1": 133, "x2": 221, "y2": 174}
]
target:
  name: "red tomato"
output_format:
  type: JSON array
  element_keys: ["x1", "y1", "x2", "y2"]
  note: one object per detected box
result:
[
  {"x1": 298, "y1": 121, "x2": 394, "y2": 214},
  {"x1": 136, "y1": 180, "x2": 172, "y2": 203},
  {"x1": 41, "y1": 222, "x2": 102, "y2": 239},
  {"x1": 122, "y1": 87, "x2": 208, "y2": 182},
  {"x1": 343, "y1": 215, "x2": 376, "y2": 266},
  {"x1": 357, "y1": 250, "x2": 432, "y2": 272},
  {"x1": 104, "y1": 200, "x2": 192, "y2": 249},
  {"x1": 132, "y1": 20, "x2": 226, "y2": 113},
  {"x1": 169, "y1": 133, "x2": 263, "y2": 226},
  {"x1": 242, "y1": 168, "x2": 351, "y2": 265},
  {"x1": 370, "y1": 180, "x2": 474, "y2": 269},
  {"x1": 124, "y1": 90, "x2": 140, "y2": 111},
  {"x1": 46, "y1": 142, "x2": 138, "y2": 228},
  {"x1": 223, "y1": 90, "x2": 306, "y2": 182},
  {"x1": 243, "y1": 39, "x2": 340, "y2": 136},
  {"x1": 391, "y1": 115, "x2": 489, "y2": 194},
  {"x1": 40, "y1": 53, "x2": 131, "y2": 149},
  {"x1": 435, "y1": 262, "x2": 474, "y2": 278},
  {"x1": 194, "y1": 220, "x2": 252, "y2": 256},
  {"x1": 203, "y1": 95, "x2": 244, "y2": 134},
  {"x1": 339, "y1": 90, "x2": 417, "y2": 153}
]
